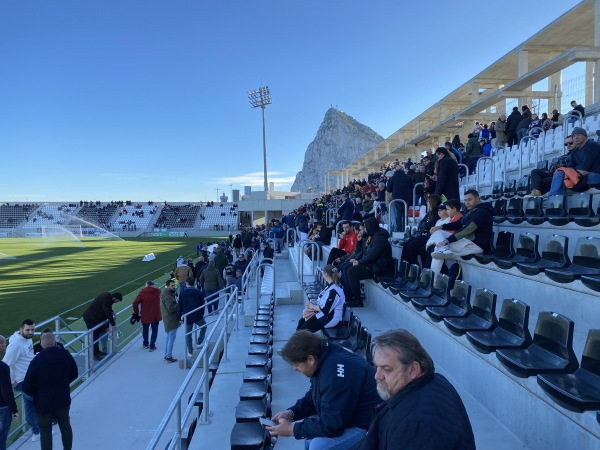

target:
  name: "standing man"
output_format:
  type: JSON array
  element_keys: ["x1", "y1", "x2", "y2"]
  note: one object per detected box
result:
[
  {"x1": 23, "y1": 332, "x2": 78, "y2": 450},
  {"x1": 267, "y1": 331, "x2": 380, "y2": 449},
  {"x1": 159, "y1": 280, "x2": 179, "y2": 363},
  {"x1": 82, "y1": 292, "x2": 123, "y2": 360},
  {"x1": 272, "y1": 219, "x2": 284, "y2": 253},
  {"x1": 386, "y1": 164, "x2": 413, "y2": 232},
  {"x1": 178, "y1": 277, "x2": 206, "y2": 358},
  {"x1": 132, "y1": 281, "x2": 162, "y2": 352},
  {"x1": 0, "y1": 335, "x2": 19, "y2": 450},
  {"x1": 434, "y1": 147, "x2": 460, "y2": 202},
  {"x1": 3, "y1": 320, "x2": 40, "y2": 441},
  {"x1": 174, "y1": 260, "x2": 194, "y2": 296},
  {"x1": 354, "y1": 329, "x2": 475, "y2": 449}
]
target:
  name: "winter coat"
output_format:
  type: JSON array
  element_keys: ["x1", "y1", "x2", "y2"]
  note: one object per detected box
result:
[
  {"x1": 83, "y1": 292, "x2": 116, "y2": 327},
  {"x1": 358, "y1": 219, "x2": 392, "y2": 274},
  {"x1": 506, "y1": 110, "x2": 523, "y2": 132},
  {"x1": 178, "y1": 287, "x2": 205, "y2": 323},
  {"x1": 443, "y1": 202, "x2": 495, "y2": 252},
  {"x1": 132, "y1": 286, "x2": 162, "y2": 324},
  {"x1": 160, "y1": 288, "x2": 179, "y2": 332},
  {"x1": 495, "y1": 119, "x2": 507, "y2": 142},
  {"x1": 198, "y1": 265, "x2": 224, "y2": 291},
  {"x1": 434, "y1": 156, "x2": 460, "y2": 201},
  {"x1": 386, "y1": 170, "x2": 414, "y2": 205}
]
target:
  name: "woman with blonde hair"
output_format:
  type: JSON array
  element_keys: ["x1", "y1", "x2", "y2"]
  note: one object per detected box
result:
[{"x1": 297, "y1": 265, "x2": 345, "y2": 332}]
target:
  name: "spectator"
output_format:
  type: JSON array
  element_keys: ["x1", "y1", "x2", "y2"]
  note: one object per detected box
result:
[
  {"x1": 569, "y1": 100, "x2": 585, "y2": 122},
  {"x1": 354, "y1": 330, "x2": 475, "y2": 450},
  {"x1": 551, "y1": 109, "x2": 563, "y2": 129},
  {"x1": 82, "y1": 293, "x2": 122, "y2": 360},
  {"x1": 386, "y1": 165, "x2": 414, "y2": 232},
  {"x1": 132, "y1": 281, "x2": 162, "y2": 352},
  {"x1": 223, "y1": 256, "x2": 236, "y2": 286},
  {"x1": 326, "y1": 221, "x2": 357, "y2": 265},
  {"x1": 266, "y1": 331, "x2": 380, "y2": 449},
  {"x1": 528, "y1": 113, "x2": 543, "y2": 138},
  {"x1": 178, "y1": 277, "x2": 206, "y2": 358},
  {"x1": 272, "y1": 219, "x2": 285, "y2": 253},
  {"x1": 549, "y1": 127, "x2": 600, "y2": 195},
  {"x1": 296, "y1": 265, "x2": 345, "y2": 332},
  {"x1": 528, "y1": 136, "x2": 574, "y2": 197},
  {"x1": 233, "y1": 253, "x2": 249, "y2": 275},
  {"x1": 541, "y1": 112, "x2": 553, "y2": 131},
  {"x1": 400, "y1": 195, "x2": 443, "y2": 266},
  {"x1": 0, "y1": 335, "x2": 19, "y2": 450},
  {"x1": 23, "y1": 332, "x2": 78, "y2": 450},
  {"x1": 174, "y1": 261, "x2": 194, "y2": 296},
  {"x1": 430, "y1": 189, "x2": 494, "y2": 274},
  {"x1": 495, "y1": 114, "x2": 507, "y2": 147},
  {"x1": 434, "y1": 147, "x2": 460, "y2": 202},
  {"x1": 516, "y1": 106, "x2": 532, "y2": 143},
  {"x1": 159, "y1": 280, "x2": 179, "y2": 363},
  {"x1": 464, "y1": 133, "x2": 481, "y2": 173},
  {"x1": 198, "y1": 260, "x2": 224, "y2": 314},
  {"x1": 505, "y1": 106, "x2": 522, "y2": 146},
  {"x1": 345, "y1": 217, "x2": 392, "y2": 307}
]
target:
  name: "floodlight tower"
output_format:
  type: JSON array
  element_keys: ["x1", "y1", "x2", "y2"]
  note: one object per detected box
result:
[{"x1": 248, "y1": 86, "x2": 271, "y2": 225}]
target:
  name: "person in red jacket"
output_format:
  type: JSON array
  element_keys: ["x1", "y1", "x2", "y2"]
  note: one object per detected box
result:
[
  {"x1": 326, "y1": 221, "x2": 358, "y2": 266},
  {"x1": 132, "y1": 281, "x2": 162, "y2": 352}
]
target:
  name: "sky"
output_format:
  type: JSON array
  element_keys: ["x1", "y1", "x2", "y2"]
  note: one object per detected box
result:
[{"x1": 0, "y1": 0, "x2": 583, "y2": 202}]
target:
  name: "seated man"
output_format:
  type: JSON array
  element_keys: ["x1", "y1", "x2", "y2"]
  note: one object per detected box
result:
[
  {"x1": 354, "y1": 330, "x2": 475, "y2": 450},
  {"x1": 528, "y1": 136, "x2": 573, "y2": 196},
  {"x1": 267, "y1": 331, "x2": 380, "y2": 450},
  {"x1": 345, "y1": 217, "x2": 392, "y2": 307},
  {"x1": 549, "y1": 127, "x2": 600, "y2": 195},
  {"x1": 326, "y1": 221, "x2": 357, "y2": 265},
  {"x1": 429, "y1": 190, "x2": 494, "y2": 275}
]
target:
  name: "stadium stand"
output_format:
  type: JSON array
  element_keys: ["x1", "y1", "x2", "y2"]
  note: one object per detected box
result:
[
  {"x1": 113, "y1": 204, "x2": 158, "y2": 231},
  {"x1": 0, "y1": 203, "x2": 37, "y2": 228},
  {"x1": 77, "y1": 202, "x2": 118, "y2": 228},
  {"x1": 155, "y1": 203, "x2": 201, "y2": 229},
  {"x1": 21, "y1": 204, "x2": 80, "y2": 228}
]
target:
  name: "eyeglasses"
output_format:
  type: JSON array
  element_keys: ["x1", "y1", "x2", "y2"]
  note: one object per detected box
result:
[{"x1": 565, "y1": 142, "x2": 574, "y2": 146}]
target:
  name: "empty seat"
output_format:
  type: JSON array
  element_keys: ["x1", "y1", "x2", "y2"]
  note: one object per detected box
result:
[
  {"x1": 444, "y1": 288, "x2": 498, "y2": 336},
  {"x1": 355, "y1": 327, "x2": 373, "y2": 365},
  {"x1": 377, "y1": 260, "x2": 408, "y2": 287},
  {"x1": 248, "y1": 344, "x2": 273, "y2": 356},
  {"x1": 493, "y1": 199, "x2": 507, "y2": 224},
  {"x1": 239, "y1": 376, "x2": 271, "y2": 400},
  {"x1": 492, "y1": 181, "x2": 504, "y2": 199},
  {"x1": 230, "y1": 421, "x2": 269, "y2": 450},
  {"x1": 505, "y1": 197, "x2": 524, "y2": 224},
  {"x1": 475, "y1": 231, "x2": 514, "y2": 265},
  {"x1": 466, "y1": 299, "x2": 532, "y2": 354},
  {"x1": 426, "y1": 280, "x2": 472, "y2": 322},
  {"x1": 243, "y1": 360, "x2": 273, "y2": 383},
  {"x1": 493, "y1": 232, "x2": 540, "y2": 270},
  {"x1": 517, "y1": 235, "x2": 570, "y2": 276},
  {"x1": 545, "y1": 195, "x2": 569, "y2": 226},
  {"x1": 250, "y1": 335, "x2": 273, "y2": 345},
  {"x1": 523, "y1": 196, "x2": 545, "y2": 225},
  {"x1": 246, "y1": 354, "x2": 269, "y2": 367},
  {"x1": 340, "y1": 316, "x2": 362, "y2": 352},
  {"x1": 411, "y1": 274, "x2": 450, "y2": 311},
  {"x1": 252, "y1": 326, "x2": 273, "y2": 336},
  {"x1": 389, "y1": 264, "x2": 420, "y2": 295},
  {"x1": 569, "y1": 193, "x2": 600, "y2": 227},
  {"x1": 398, "y1": 268, "x2": 434, "y2": 302},
  {"x1": 537, "y1": 329, "x2": 600, "y2": 412},
  {"x1": 581, "y1": 274, "x2": 600, "y2": 292},
  {"x1": 503, "y1": 179, "x2": 517, "y2": 198},
  {"x1": 516, "y1": 176, "x2": 530, "y2": 196},
  {"x1": 235, "y1": 395, "x2": 271, "y2": 423},
  {"x1": 545, "y1": 237, "x2": 600, "y2": 283},
  {"x1": 496, "y1": 311, "x2": 579, "y2": 378}
]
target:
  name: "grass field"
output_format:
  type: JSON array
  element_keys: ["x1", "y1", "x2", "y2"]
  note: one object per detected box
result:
[{"x1": 0, "y1": 236, "x2": 221, "y2": 337}]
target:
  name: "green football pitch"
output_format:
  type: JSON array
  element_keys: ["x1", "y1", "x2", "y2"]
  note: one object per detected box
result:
[{"x1": 0, "y1": 236, "x2": 221, "y2": 337}]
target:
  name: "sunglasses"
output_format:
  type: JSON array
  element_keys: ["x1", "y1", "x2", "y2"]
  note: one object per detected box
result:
[{"x1": 565, "y1": 142, "x2": 574, "y2": 146}]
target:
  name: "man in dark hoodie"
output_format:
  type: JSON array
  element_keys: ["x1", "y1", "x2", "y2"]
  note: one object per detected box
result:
[
  {"x1": 23, "y1": 332, "x2": 78, "y2": 450},
  {"x1": 386, "y1": 164, "x2": 413, "y2": 232},
  {"x1": 505, "y1": 106, "x2": 522, "y2": 147},
  {"x1": 345, "y1": 217, "x2": 392, "y2": 307},
  {"x1": 429, "y1": 189, "x2": 494, "y2": 275}
]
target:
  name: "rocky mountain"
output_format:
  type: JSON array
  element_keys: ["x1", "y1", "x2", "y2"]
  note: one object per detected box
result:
[{"x1": 291, "y1": 108, "x2": 384, "y2": 193}]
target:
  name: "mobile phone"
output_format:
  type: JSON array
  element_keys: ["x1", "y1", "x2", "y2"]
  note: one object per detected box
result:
[{"x1": 259, "y1": 418, "x2": 275, "y2": 427}]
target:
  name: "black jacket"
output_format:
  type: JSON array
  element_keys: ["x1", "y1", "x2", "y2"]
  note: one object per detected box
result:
[
  {"x1": 22, "y1": 346, "x2": 78, "y2": 414},
  {"x1": 443, "y1": 201, "x2": 495, "y2": 251},
  {"x1": 0, "y1": 361, "x2": 18, "y2": 414},
  {"x1": 506, "y1": 110, "x2": 522, "y2": 132},
  {"x1": 82, "y1": 292, "x2": 116, "y2": 327},
  {"x1": 354, "y1": 373, "x2": 475, "y2": 450},
  {"x1": 178, "y1": 287, "x2": 205, "y2": 323},
  {"x1": 386, "y1": 170, "x2": 414, "y2": 205},
  {"x1": 289, "y1": 343, "x2": 380, "y2": 439},
  {"x1": 358, "y1": 221, "x2": 392, "y2": 274},
  {"x1": 434, "y1": 156, "x2": 460, "y2": 201}
]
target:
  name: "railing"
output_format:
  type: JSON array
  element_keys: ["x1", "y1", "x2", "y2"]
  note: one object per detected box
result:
[
  {"x1": 146, "y1": 287, "x2": 241, "y2": 450},
  {"x1": 285, "y1": 227, "x2": 296, "y2": 248},
  {"x1": 297, "y1": 239, "x2": 320, "y2": 285},
  {"x1": 387, "y1": 199, "x2": 408, "y2": 233},
  {"x1": 255, "y1": 259, "x2": 275, "y2": 311},
  {"x1": 475, "y1": 157, "x2": 495, "y2": 193},
  {"x1": 519, "y1": 135, "x2": 539, "y2": 178},
  {"x1": 326, "y1": 208, "x2": 336, "y2": 226},
  {"x1": 412, "y1": 183, "x2": 423, "y2": 211}
]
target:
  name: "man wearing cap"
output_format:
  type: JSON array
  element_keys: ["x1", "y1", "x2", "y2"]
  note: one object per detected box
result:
[
  {"x1": 549, "y1": 127, "x2": 600, "y2": 196},
  {"x1": 132, "y1": 281, "x2": 162, "y2": 352},
  {"x1": 82, "y1": 292, "x2": 123, "y2": 360}
]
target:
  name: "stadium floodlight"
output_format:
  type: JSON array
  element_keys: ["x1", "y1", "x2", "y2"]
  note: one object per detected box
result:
[{"x1": 248, "y1": 86, "x2": 271, "y2": 224}]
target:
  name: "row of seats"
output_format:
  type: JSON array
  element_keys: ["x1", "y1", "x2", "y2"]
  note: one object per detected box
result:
[
  {"x1": 0, "y1": 204, "x2": 38, "y2": 228},
  {"x1": 199, "y1": 205, "x2": 238, "y2": 230},
  {"x1": 230, "y1": 297, "x2": 276, "y2": 450},
  {"x1": 373, "y1": 261, "x2": 600, "y2": 413},
  {"x1": 77, "y1": 203, "x2": 118, "y2": 227}
]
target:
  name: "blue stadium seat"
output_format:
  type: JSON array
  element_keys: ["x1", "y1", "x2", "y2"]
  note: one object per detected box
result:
[
  {"x1": 426, "y1": 280, "x2": 471, "y2": 322},
  {"x1": 466, "y1": 299, "x2": 532, "y2": 354},
  {"x1": 398, "y1": 268, "x2": 434, "y2": 302},
  {"x1": 411, "y1": 274, "x2": 450, "y2": 311},
  {"x1": 545, "y1": 237, "x2": 600, "y2": 283},
  {"x1": 537, "y1": 329, "x2": 600, "y2": 412},
  {"x1": 517, "y1": 235, "x2": 570, "y2": 276},
  {"x1": 496, "y1": 311, "x2": 579, "y2": 378},
  {"x1": 444, "y1": 288, "x2": 497, "y2": 336},
  {"x1": 493, "y1": 232, "x2": 540, "y2": 270}
]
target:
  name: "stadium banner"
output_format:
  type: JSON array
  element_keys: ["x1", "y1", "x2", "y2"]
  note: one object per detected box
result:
[
  {"x1": 26, "y1": 233, "x2": 43, "y2": 237},
  {"x1": 148, "y1": 232, "x2": 185, "y2": 237}
]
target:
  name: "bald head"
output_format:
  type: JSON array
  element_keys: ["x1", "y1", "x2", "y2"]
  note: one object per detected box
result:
[{"x1": 41, "y1": 332, "x2": 56, "y2": 349}]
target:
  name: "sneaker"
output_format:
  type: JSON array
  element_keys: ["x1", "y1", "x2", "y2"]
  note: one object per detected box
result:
[
  {"x1": 94, "y1": 353, "x2": 106, "y2": 361},
  {"x1": 432, "y1": 248, "x2": 454, "y2": 260},
  {"x1": 525, "y1": 189, "x2": 542, "y2": 197},
  {"x1": 187, "y1": 352, "x2": 194, "y2": 358},
  {"x1": 96, "y1": 351, "x2": 108, "y2": 357},
  {"x1": 164, "y1": 356, "x2": 178, "y2": 363},
  {"x1": 143, "y1": 345, "x2": 149, "y2": 349},
  {"x1": 196, "y1": 343, "x2": 204, "y2": 349},
  {"x1": 149, "y1": 346, "x2": 157, "y2": 352},
  {"x1": 31, "y1": 434, "x2": 40, "y2": 442}
]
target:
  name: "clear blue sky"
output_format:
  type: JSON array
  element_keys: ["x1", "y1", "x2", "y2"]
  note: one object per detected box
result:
[{"x1": 0, "y1": 0, "x2": 582, "y2": 202}]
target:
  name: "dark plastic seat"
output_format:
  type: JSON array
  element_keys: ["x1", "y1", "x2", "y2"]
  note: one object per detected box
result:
[
  {"x1": 493, "y1": 232, "x2": 540, "y2": 270},
  {"x1": 466, "y1": 299, "x2": 532, "y2": 354},
  {"x1": 389, "y1": 264, "x2": 420, "y2": 295},
  {"x1": 537, "y1": 329, "x2": 600, "y2": 412},
  {"x1": 444, "y1": 288, "x2": 498, "y2": 336},
  {"x1": 516, "y1": 176, "x2": 530, "y2": 197},
  {"x1": 340, "y1": 317, "x2": 362, "y2": 352},
  {"x1": 239, "y1": 376, "x2": 271, "y2": 400},
  {"x1": 355, "y1": 327, "x2": 373, "y2": 365},
  {"x1": 503, "y1": 179, "x2": 517, "y2": 198},
  {"x1": 323, "y1": 305, "x2": 354, "y2": 341},
  {"x1": 545, "y1": 237, "x2": 600, "y2": 283},
  {"x1": 496, "y1": 311, "x2": 579, "y2": 378},
  {"x1": 523, "y1": 196, "x2": 545, "y2": 225},
  {"x1": 374, "y1": 258, "x2": 400, "y2": 285},
  {"x1": 506, "y1": 197, "x2": 524, "y2": 224},
  {"x1": 248, "y1": 344, "x2": 272, "y2": 356},
  {"x1": 230, "y1": 421, "x2": 269, "y2": 450},
  {"x1": 493, "y1": 198, "x2": 507, "y2": 224},
  {"x1": 253, "y1": 320, "x2": 271, "y2": 328},
  {"x1": 581, "y1": 274, "x2": 600, "y2": 292},
  {"x1": 426, "y1": 280, "x2": 471, "y2": 322},
  {"x1": 475, "y1": 231, "x2": 514, "y2": 265},
  {"x1": 492, "y1": 181, "x2": 504, "y2": 199},
  {"x1": 235, "y1": 395, "x2": 271, "y2": 423},
  {"x1": 252, "y1": 326, "x2": 273, "y2": 336},
  {"x1": 243, "y1": 360, "x2": 272, "y2": 383},
  {"x1": 379, "y1": 260, "x2": 409, "y2": 289},
  {"x1": 398, "y1": 268, "x2": 434, "y2": 302},
  {"x1": 381, "y1": 264, "x2": 421, "y2": 293},
  {"x1": 545, "y1": 195, "x2": 569, "y2": 226},
  {"x1": 246, "y1": 354, "x2": 269, "y2": 367},
  {"x1": 570, "y1": 193, "x2": 600, "y2": 227},
  {"x1": 411, "y1": 274, "x2": 450, "y2": 311},
  {"x1": 517, "y1": 235, "x2": 570, "y2": 276},
  {"x1": 250, "y1": 335, "x2": 273, "y2": 345}
]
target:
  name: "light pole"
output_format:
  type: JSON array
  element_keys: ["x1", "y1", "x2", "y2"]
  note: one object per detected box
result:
[{"x1": 248, "y1": 86, "x2": 271, "y2": 226}]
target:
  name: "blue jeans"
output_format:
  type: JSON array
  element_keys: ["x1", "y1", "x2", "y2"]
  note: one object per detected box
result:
[
  {"x1": 0, "y1": 407, "x2": 11, "y2": 450},
  {"x1": 304, "y1": 427, "x2": 366, "y2": 450},
  {"x1": 164, "y1": 329, "x2": 177, "y2": 358},
  {"x1": 549, "y1": 171, "x2": 600, "y2": 195},
  {"x1": 14, "y1": 382, "x2": 39, "y2": 435},
  {"x1": 185, "y1": 320, "x2": 206, "y2": 354}
]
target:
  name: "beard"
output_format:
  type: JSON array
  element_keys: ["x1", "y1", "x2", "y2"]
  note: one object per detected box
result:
[{"x1": 377, "y1": 383, "x2": 392, "y2": 401}]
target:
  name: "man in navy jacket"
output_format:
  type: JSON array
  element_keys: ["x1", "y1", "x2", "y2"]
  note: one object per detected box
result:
[{"x1": 267, "y1": 331, "x2": 380, "y2": 449}]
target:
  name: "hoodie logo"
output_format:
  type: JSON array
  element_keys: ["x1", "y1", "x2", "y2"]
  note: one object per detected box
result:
[{"x1": 336, "y1": 364, "x2": 345, "y2": 377}]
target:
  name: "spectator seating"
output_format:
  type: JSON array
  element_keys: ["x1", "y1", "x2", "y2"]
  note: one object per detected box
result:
[
  {"x1": 517, "y1": 235, "x2": 570, "y2": 276},
  {"x1": 466, "y1": 299, "x2": 532, "y2": 354},
  {"x1": 388, "y1": 264, "x2": 420, "y2": 295},
  {"x1": 379, "y1": 260, "x2": 410, "y2": 290},
  {"x1": 411, "y1": 273, "x2": 450, "y2": 311},
  {"x1": 77, "y1": 203, "x2": 117, "y2": 228},
  {"x1": 496, "y1": 311, "x2": 579, "y2": 378},
  {"x1": 569, "y1": 193, "x2": 599, "y2": 227},
  {"x1": 537, "y1": 329, "x2": 600, "y2": 412},
  {"x1": 198, "y1": 204, "x2": 238, "y2": 231},
  {"x1": 0, "y1": 203, "x2": 38, "y2": 228},
  {"x1": 545, "y1": 237, "x2": 600, "y2": 283},
  {"x1": 113, "y1": 204, "x2": 157, "y2": 231},
  {"x1": 492, "y1": 198, "x2": 507, "y2": 223},
  {"x1": 22, "y1": 204, "x2": 79, "y2": 228},
  {"x1": 444, "y1": 288, "x2": 498, "y2": 336},
  {"x1": 426, "y1": 280, "x2": 472, "y2": 322},
  {"x1": 398, "y1": 268, "x2": 434, "y2": 302},
  {"x1": 492, "y1": 232, "x2": 540, "y2": 270},
  {"x1": 505, "y1": 197, "x2": 524, "y2": 224},
  {"x1": 474, "y1": 231, "x2": 514, "y2": 265},
  {"x1": 323, "y1": 305, "x2": 354, "y2": 342},
  {"x1": 545, "y1": 195, "x2": 569, "y2": 226},
  {"x1": 523, "y1": 196, "x2": 544, "y2": 225}
]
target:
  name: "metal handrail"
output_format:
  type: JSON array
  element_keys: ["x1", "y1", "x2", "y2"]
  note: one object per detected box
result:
[
  {"x1": 387, "y1": 199, "x2": 408, "y2": 233},
  {"x1": 297, "y1": 239, "x2": 320, "y2": 285},
  {"x1": 475, "y1": 156, "x2": 495, "y2": 193},
  {"x1": 563, "y1": 110, "x2": 583, "y2": 130},
  {"x1": 285, "y1": 227, "x2": 296, "y2": 248},
  {"x1": 146, "y1": 287, "x2": 240, "y2": 450},
  {"x1": 518, "y1": 135, "x2": 539, "y2": 178},
  {"x1": 255, "y1": 259, "x2": 275, "y2": 311},
  {"x1": 412, "y1": 182, "x2": 424, "y2": 210}
]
